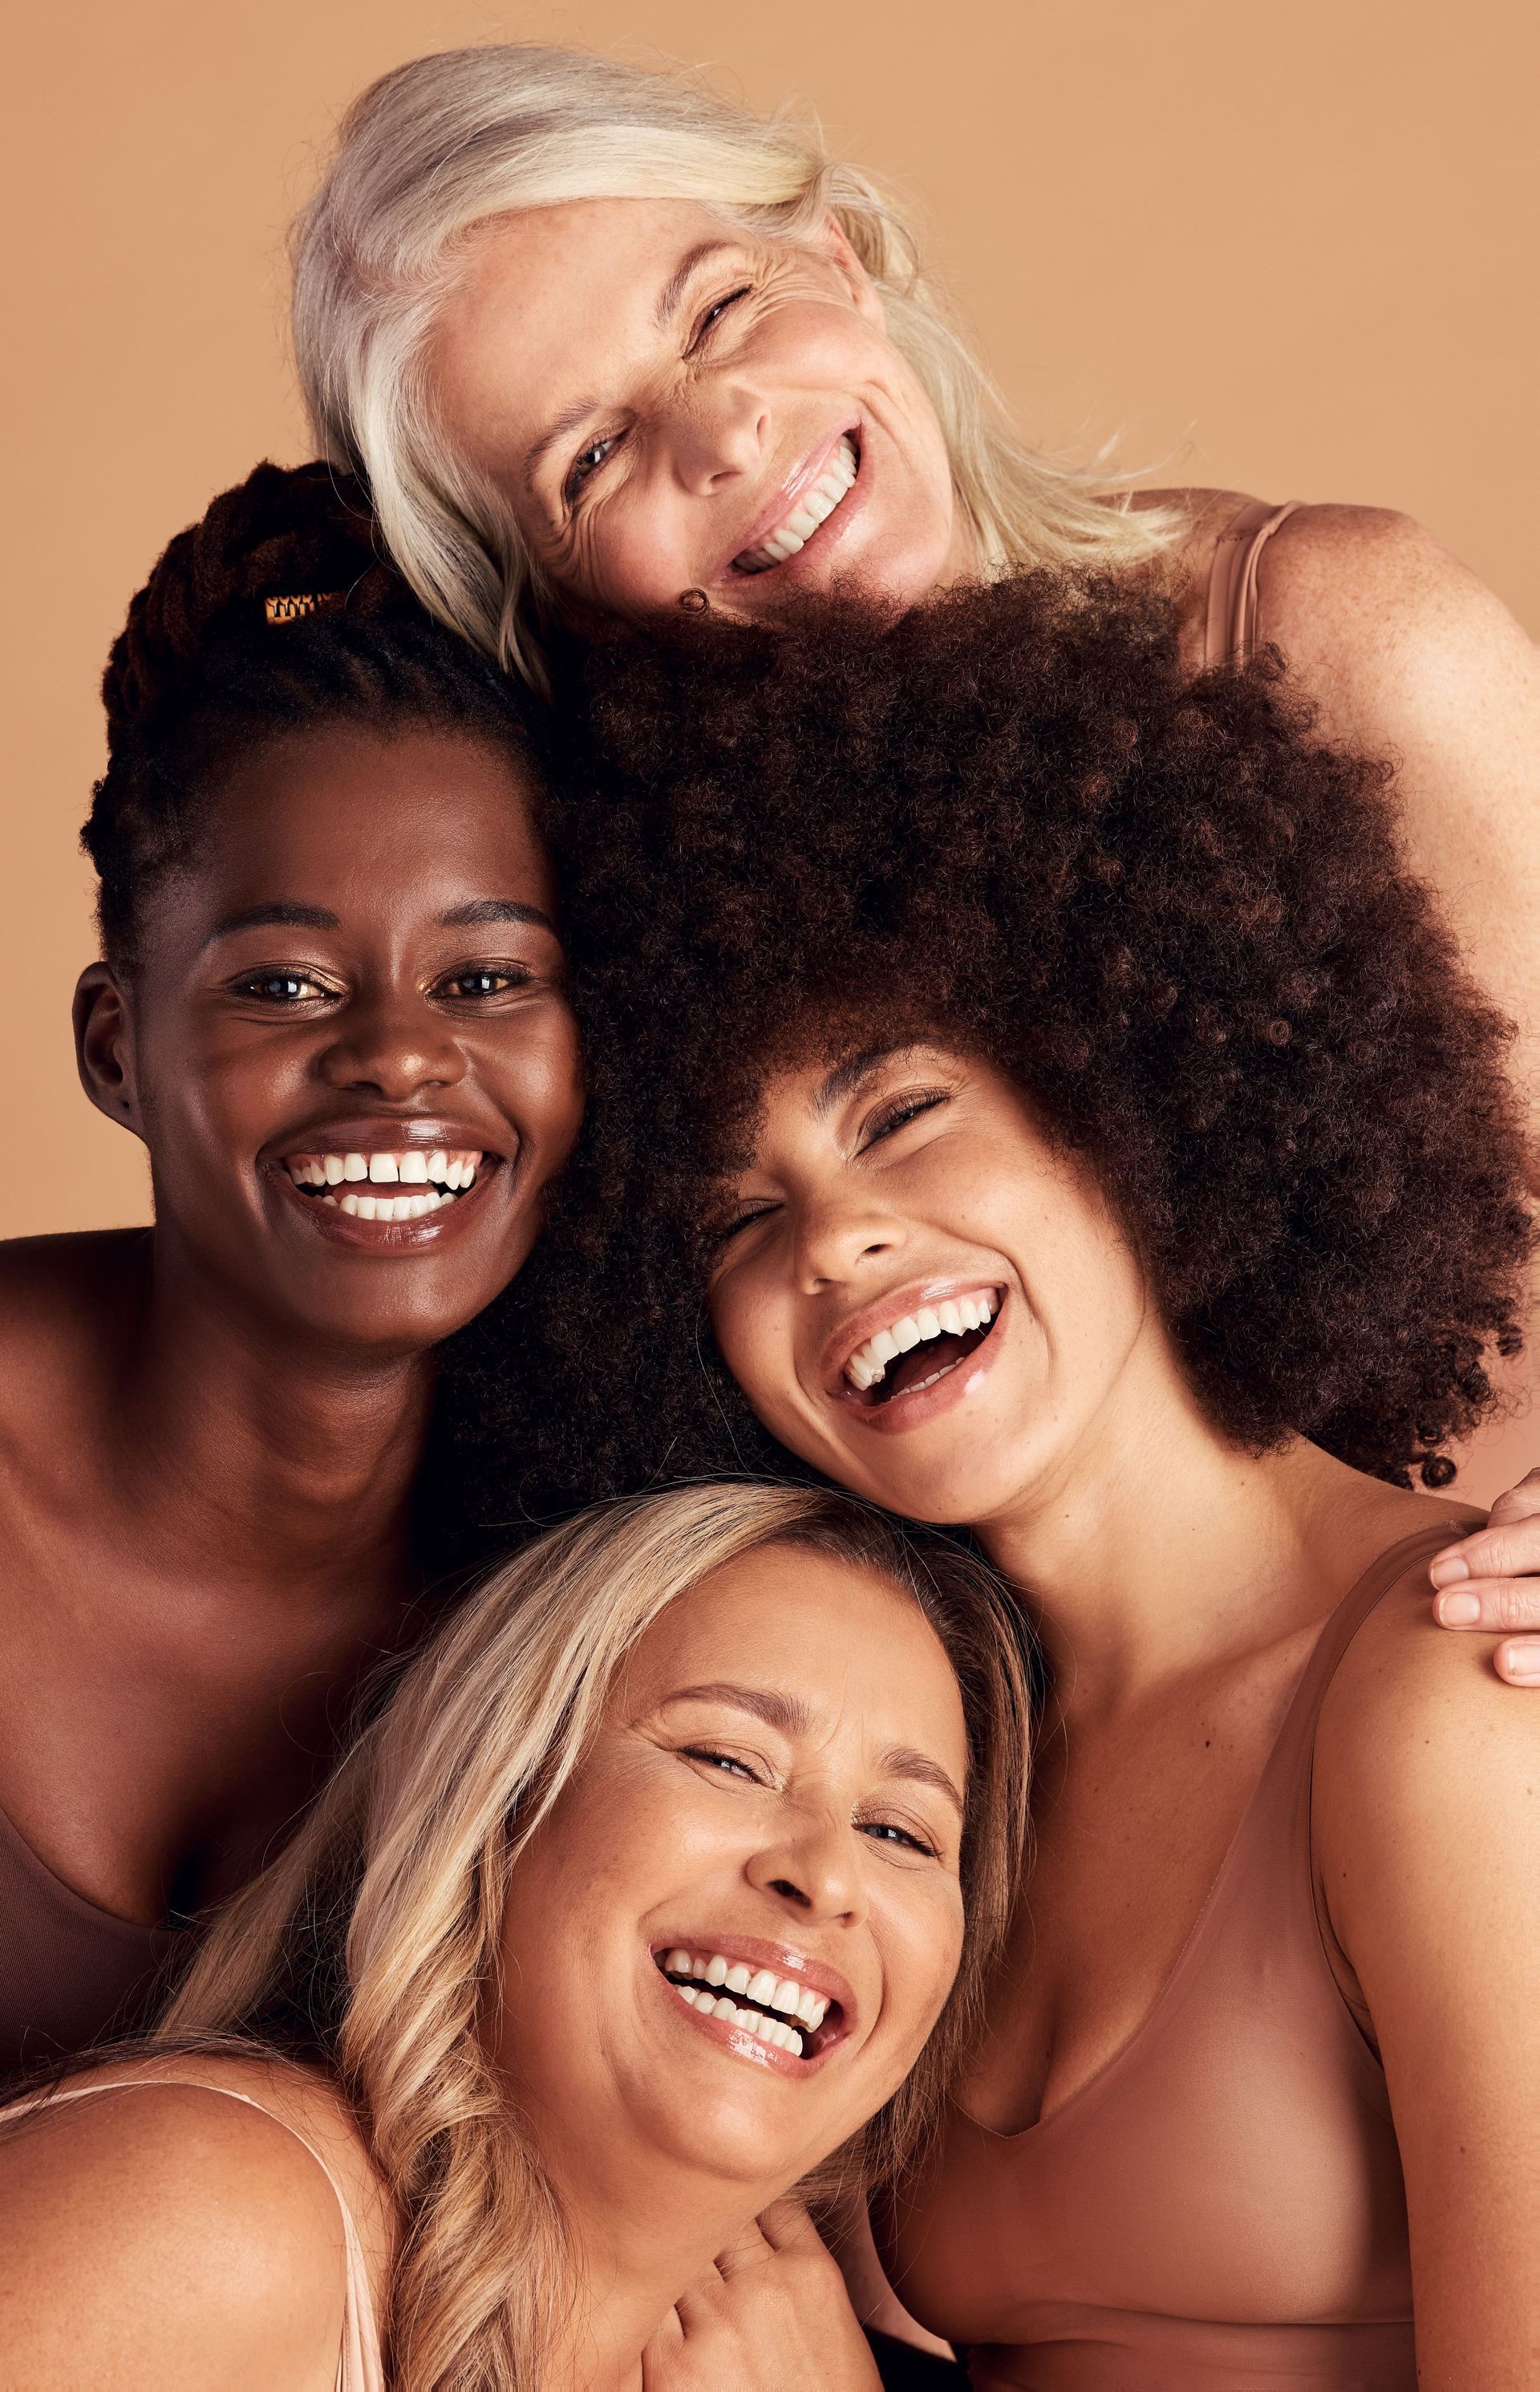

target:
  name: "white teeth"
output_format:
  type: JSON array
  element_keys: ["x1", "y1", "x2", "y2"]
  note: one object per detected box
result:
[
  {"x1": 368, "y1": 1153, "x2": 399, "y2": 1183},
  {"x1": 343, "y1": 1153, "x2": 367, "y2": 1182},
  {"x1": 354, "y1": 1194, "x2": 378, "y2": 1221},
  {"x1": 663, "y1": 1952, "x2": 826, "y2": 2058},
  {"x1": 399, "y1": 1152, "x2": 428, "y2": 1184},
  {"x1": 734, "y1": 435, "x2": 858, "y2": 574},
  {"x1": 323, "y1": 1154, "x2": 345, "y2": 1186},
  {"x1": 843, "y1": 1292, "x2": 1003, "y2": 1391}
]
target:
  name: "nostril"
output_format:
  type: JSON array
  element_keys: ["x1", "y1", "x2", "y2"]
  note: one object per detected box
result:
[{"x1": 768, "y1": 1878, "x2": 809, "y2": 1905}]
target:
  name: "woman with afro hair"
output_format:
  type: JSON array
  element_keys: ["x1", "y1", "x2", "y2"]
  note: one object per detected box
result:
[{"x1": 444, "y1": 574, "x2": 1540, "y2": 2388}]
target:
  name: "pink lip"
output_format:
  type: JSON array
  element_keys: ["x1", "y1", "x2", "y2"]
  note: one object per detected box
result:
[
  {"x1": 650, "y1": 1948, "x2": 855, "y2": 2080},
  {"x1": 719, "y1": 421, "x2": 863, "y2": 581},
  {"x1": 821, "y1": 1275, "x2": 1007, "y2": 1394}
]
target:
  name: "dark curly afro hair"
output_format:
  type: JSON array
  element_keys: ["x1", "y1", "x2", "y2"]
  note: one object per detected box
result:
[{"x1": 433, "y1": 573, "x2": 1531, "y2": 1547}]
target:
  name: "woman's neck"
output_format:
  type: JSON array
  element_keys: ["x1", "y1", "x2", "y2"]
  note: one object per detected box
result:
[
  {"x1": 99, "y1": 1235, "x2": 433, "y2": 1597},
  {"x1": 541, "y1": 2171, "x2": 770, "y2": 2392},
  {"x1": 975, "y1": 1340, "x2": 1423, "y2": 1713}
]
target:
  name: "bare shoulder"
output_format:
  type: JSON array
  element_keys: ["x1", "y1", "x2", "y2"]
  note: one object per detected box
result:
[
  {"x1": 1255, "y1": 501, "x2": 1537, "y2": 744},
  {"x1": 1314, "y1": 1547, "x2": 1538, "y2": 1905},
  {"x1": 0, "y1": 2049, "x2": 392, "y2": 2389},
  {"x1": 0, "y1": 1230, "x2": 150, "y2": 1455}
]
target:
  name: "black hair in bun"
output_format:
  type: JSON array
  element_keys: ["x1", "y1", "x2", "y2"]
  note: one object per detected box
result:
[{"x1": 83, "y1": 460, "x2": 540, "y2": 970}]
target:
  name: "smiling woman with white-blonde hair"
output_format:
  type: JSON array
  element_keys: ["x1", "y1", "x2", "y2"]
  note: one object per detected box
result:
[
  {"x1": 290, "y1": 43, "x2": 1538, "y2": 1164},
  {"x1": 0, "y1": 1479, "x2": 1031, "y2": 2391}
]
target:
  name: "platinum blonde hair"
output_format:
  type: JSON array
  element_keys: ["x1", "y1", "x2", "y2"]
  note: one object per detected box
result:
[
  {"x1": 292, "y1": 43, "x2": 1183, "y2": 687},
  {"x1": 159, "y1": 1481, "x2": 1031, "y2": 2390}
]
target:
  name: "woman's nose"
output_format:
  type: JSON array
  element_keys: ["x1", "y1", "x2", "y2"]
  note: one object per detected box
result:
[
  {"x1": 667, "y1": 385, "x2": 770, "y2": 493},
  {"x1": 316, "y1": 995, "x2": 468, "y2": 1101},
  {"x1": 792, "y1": 1195, "x2": 904, "y2": 1293},
  {"x1": 746, "y1": 1808, "x2": 868, "y2": 1926}
]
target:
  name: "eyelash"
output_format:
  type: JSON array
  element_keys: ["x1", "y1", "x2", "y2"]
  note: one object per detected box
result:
[
  {"x1": 563, "y1": 286, "x2": 753, "y2": 506},
  {"x1": 679, "y1": 1748, "x2": 940, "y2": 1858}
]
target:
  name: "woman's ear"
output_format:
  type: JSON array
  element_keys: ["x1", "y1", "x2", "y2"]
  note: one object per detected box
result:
[
  {"x1": 75, "y1": 963, "x2": 144, "y2": 1137},
  {"x1": 808, "y1": 211, "x2": 887, "y2": 329}
]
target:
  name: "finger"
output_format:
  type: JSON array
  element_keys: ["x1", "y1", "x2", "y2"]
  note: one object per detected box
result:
[
  {"x1": 713, "y1": 2216, "x2": 775, "y2": 2278},
  {"x1": 671, "y1": 2263, "x2": 726, "y2": 2329},
  {"x1": 1433, "y1": 1579, "x2": 1540, "y2": 1633},
  {"x1": 1496, "y1": 1637, "x2": 1540, "y2": 1686},
  {"x1": 756, "y1": 2196, "x2": 825, "y2": 2255},
  {"x1": 1429, "y1": 1514, "x2": 1540, "y2": 1590},
  {"x1": 642, "y1": 2306, "x2": 687, "y2": 2362}
]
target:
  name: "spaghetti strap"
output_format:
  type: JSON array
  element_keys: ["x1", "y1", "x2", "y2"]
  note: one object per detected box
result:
[
  {"x1": 0, "y1": 2074, "x2": 384, "y2": 2390},
  {"x1": 1204, "y1": 497, "x2": 1303, "y2": 670}
]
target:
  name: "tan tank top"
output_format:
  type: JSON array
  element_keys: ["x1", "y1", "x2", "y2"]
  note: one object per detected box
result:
[
  {"x1": 881, "y1": 1527, "x2": 1453, "y2": 2392},
  {"x1": 0, "y1": 2074, "x2": 384, "y2": 2389},
  {"x1": 1203, "y1": 498, "x2": 1301, "y2": 670}
]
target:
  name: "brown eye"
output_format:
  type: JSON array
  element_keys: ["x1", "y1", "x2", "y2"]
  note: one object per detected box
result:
[{"x1": 234, "y1": 971, "x2": 330, "y2": 1003}]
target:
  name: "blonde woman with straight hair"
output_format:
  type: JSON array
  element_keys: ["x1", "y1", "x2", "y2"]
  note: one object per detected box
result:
[
  {"x1": 290, "y1": 43, "x2": 1538, "y2": 1164},
  {"x1": 0, "y1": 1480, "x2": 1031, "y2": 2391}
]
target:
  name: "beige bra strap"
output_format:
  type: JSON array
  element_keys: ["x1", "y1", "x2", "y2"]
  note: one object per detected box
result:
[
  {"x1": 0, "y1": 2076, "x2": 384, "y2": 2390},
  {"x1": 1203, "y1": 499, "x2": 1302, "y2": 671}
]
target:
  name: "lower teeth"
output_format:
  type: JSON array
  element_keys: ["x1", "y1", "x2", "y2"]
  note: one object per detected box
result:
[{"x1": 671, "y1": 1982, "x2": 806, "y2": 2056}]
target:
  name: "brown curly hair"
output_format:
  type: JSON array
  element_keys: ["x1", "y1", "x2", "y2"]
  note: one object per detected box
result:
[{"x1": 435, "y1": 573, "x2": 1531, "y2": 1535}]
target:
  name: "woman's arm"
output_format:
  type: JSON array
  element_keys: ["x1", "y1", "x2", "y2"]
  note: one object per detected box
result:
[
  {"x1": 1258, "y1": 505, "x2": 1539, "y2": 1177},
  {"x1": 1314, "y1": 1587, "x2": 1540, "y2": 2390},
  {"x1": 0, "y1": 2077, "x2": 351, "y2": 2390},
  {"x1": 1431, "y1": 1466, "x2": 1540, "y2": 1682}
]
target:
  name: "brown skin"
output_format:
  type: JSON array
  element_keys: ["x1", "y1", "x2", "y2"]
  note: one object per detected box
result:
[{"x1": 0, "y1": 725, "x2": 582, "y2": 1928}]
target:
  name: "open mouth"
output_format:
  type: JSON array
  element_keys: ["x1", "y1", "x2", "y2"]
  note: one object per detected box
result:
[
  {"x1": 840, "y1": 1291, "x2": 1003, "y2": 1409},
  {"x1": 732, "y1": 433, "x2": 860, "y2": 575},
  {"x1": 655, "y1": 1946, "x2": 844, "y2": 2064},
  {"x1": 282, "y1": 1145, "x2": 488, "y2": 1225}
]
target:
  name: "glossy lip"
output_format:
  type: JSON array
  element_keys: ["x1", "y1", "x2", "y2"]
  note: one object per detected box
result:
[
  {"x1": 262, "y1": 1113, "x2": 514, "y2": 1256},
  {"x1": 719, "y1": 420, "x2": 865, "y2": 582},
  {"x1": 649, "y1": 1933, "x2": 858, "y2": 2079},
  {"x1": 821, "y1": 1275, "x2": 1007, "y2": 1396}
]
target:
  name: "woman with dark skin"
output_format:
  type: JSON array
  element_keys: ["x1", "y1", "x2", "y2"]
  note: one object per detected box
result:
[
  {"x1": 460, "y1": 582, "x2": 1539, "y2": 2387},
  {"x1": 0, "y1": 464, "x2": 583, "y2": 2072}
]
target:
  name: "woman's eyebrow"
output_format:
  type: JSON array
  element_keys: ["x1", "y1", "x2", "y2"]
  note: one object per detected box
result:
[
  {"x1": 662, "y1": 1681, "x2": 812, "y2": 1735},
  {"x1": 654, "y1": 238, "x2": 735, "y2": 328},
  {"x1": 881, "y1": 1746, "x2": 965, "y2": 1820},
  {"x1": 813, "y1": 1042, "x2": 929, "y2": 1117},
  {"x1": 522, "y1": 396, "x2": 604, "y2": 493},
  {"x1": 204, "y1": 901, "x2": 339, "y2": 945},
  {"x1": 440, "y1": 898, "x2": 557, "y2": 932}
]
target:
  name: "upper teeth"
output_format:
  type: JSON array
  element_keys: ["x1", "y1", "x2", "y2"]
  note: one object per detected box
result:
[
  {"x1": 283, "y1": 1149, "x2": 482, "y2": 1224},
  {"x1": 662, "y1": 1948, "x2": 830, "y2": 2057},
  {"x1": 845, "y1": 1293, "x2": 996, "y2": 1393},
  {"x1": 733, "y1": 436, "x2": 858, "y2": 574}
]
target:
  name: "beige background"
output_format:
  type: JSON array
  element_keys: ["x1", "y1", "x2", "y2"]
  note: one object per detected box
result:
[{"x1": 3, "y1": 0, "x2": 1534, "y2": 1490}]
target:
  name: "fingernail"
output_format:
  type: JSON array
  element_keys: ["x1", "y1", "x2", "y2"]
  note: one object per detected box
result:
[
  {"x1": 1428, "y1": 1552, "x2": 1469, "y2": 1586},
  {"x1": 1437, "y1": 1591, "x2": 1481, "y2": 1624},
  {"x1": 1500, "y1": 1641, "x2": 1540, "y2": 1683}
]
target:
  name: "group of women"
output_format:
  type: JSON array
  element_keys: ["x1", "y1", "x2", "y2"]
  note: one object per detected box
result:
[{"x1": 0, "y1": 41, "x2": 1537, "y2": 2392}]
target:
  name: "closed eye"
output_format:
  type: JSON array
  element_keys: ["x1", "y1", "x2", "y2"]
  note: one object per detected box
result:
[
  {"x1": 690, "y1": 286, "x2": 752, "y2": 351},
  {"x1": 858, "y1": 1818, "x2": 941, "y2": 1859},
  {"x1": 860, "y1": 1089, "x2": 950, "y2": 1151},
  {"x1": 707, "y1": 1198, "x2": 780, "y2": 1251}
]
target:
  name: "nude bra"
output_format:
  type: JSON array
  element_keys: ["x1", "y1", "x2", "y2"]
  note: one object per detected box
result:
[
  {"x1": 0, "y1": 2075, "x2": 384, "y2": 2390},
  {"x1": 1203, "y1": 497, "x2": 1301, "y2": 671}
]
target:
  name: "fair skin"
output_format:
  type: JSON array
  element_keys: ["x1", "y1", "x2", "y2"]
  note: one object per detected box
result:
[
  {"x1": 703, "y1": 1041, "x2": 1538, "y2": 2388},
  {"x1": 0, "y1": 1545, "x2": 973, "y2": 2391},
  {"x1": 428, "y1": 196, "x2": 1540, "y2": 1181}
]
